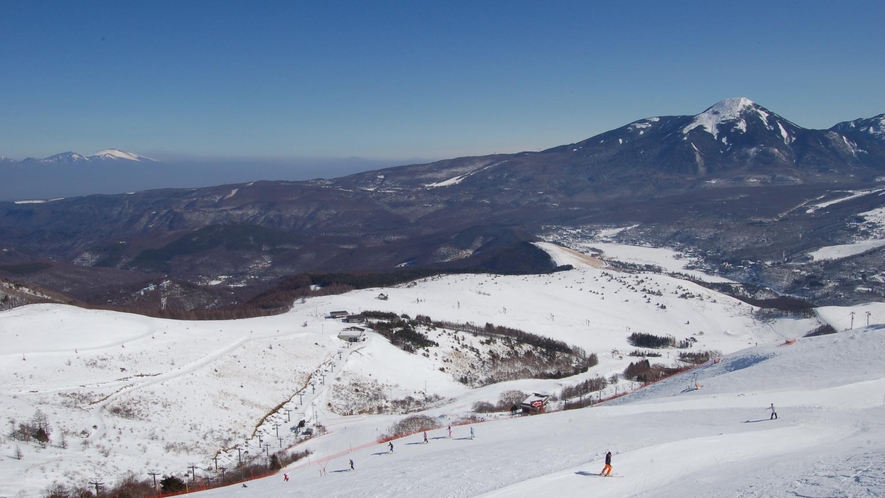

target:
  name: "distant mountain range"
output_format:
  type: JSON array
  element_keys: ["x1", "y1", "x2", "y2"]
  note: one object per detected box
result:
[
  {"x1": 0, "y1": 149, "x2": 401, "y2": 202},
  {"x1": 3, "y1": 99, "x2": 884, "y2": 201},
  {"x1": 1, "y1": 148, "x2": 157, "y2": 164},
  {"x1": 2, "y1": 98, "x2": 884, "y2": 311}
]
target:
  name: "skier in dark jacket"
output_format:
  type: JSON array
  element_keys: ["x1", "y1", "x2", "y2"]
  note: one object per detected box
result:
[{"x1": 600, "y1": 451, "x2": 612, "y2": 476}]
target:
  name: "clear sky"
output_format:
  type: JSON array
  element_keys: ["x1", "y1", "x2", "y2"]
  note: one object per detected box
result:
[{"x1": 1, "y1": 0, "x2": 883, "y2": 162}]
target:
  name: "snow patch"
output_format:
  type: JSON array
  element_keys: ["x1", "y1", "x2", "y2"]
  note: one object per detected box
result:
[
  {"x1": 755, "y1": 106, "x2": 770, "y2": 124},
  {"x1": 778, "y1": 122, "x2": 793, "y2": 144},
  {"x1": 808, "y1": 239, "x2": 885, "y2": 261},
  {"x1": 425, "y1": 174, "x2": 468, "y2": 188},
  {"x1": 805, "y1": 188, "x2": 883, "y2": 213},
  {"x1": 424, "y1": 161, "x2": 507, "y2": 189},
  {"x1": 629, "y1": 121, "x2": 653, "y2": 131}
]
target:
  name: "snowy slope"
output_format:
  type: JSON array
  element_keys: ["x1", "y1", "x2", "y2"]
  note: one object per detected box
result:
[
  {"x1": 1, "y1": 244, "x2": 882, "y2": 497},
  {"x1": 196, "y1": 327, "x2": 885, "y2": 498}
]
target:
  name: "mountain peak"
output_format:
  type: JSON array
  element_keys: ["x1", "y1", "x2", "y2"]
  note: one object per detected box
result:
[
  {"x1": 682, "y1": 97, "x2": 772, "y2": 140},
  {"x1": 705, "y1": 97, "x2": 758, "y2": 116},
  {"x1": 88, "y1": 149, "x2": 156, "y2": 162},
  {"x1": 831, "y1": 114, "x2": 885, "y2": 139},
  {"x1": 44, "y1": 151, "x2": 87, "y2": 163}
]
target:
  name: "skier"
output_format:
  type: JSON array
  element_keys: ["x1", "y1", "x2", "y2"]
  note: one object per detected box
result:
[
  {"x1": 283, "y1": 473, "x2": 289, "y2": 482},
  {"x1": 769, "y1": 403, "x2": 778, "y2": 420},
  {"x1": 448, "y1": 425, "x2": 452, "y2": 438},
  {"x1": 423, "y1": 431, "x2": 428, "y2": 444},
  {"x1": 600, "y1": 451, "x2": 612, "y2": 476},
  {"x1": 349, "y1": 459, "x2": 354, "y2": 471},
  {"x1": 470, "y1": 427, "x2": 475, "y2": 440},
  {"x1": 388, "y1": 441, "x2": 394, "y2": 453}
]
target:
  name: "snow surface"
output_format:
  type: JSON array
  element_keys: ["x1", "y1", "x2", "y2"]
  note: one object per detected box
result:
[
  {"x1": 861, "y1": 207, "x2": 885, "y2": 227},
  {"x1": 548, "y1": 240, "x2": 732, "y2": 283},
  {"x1": 197, "y1": 326, "x2": 885, "y2": 498},
  {"x1": 2, "y1": 244, "x2": 883, "y2": 497},
  {"x1": 808, "y1": 239, "x2": 885, "y2": 262}
]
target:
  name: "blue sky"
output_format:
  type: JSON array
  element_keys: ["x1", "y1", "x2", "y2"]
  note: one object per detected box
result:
[{"x1": 1, "y1": 1, "x2": 883, "y2": 163}]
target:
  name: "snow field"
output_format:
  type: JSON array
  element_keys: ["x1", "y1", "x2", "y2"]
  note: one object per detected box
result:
[{"x1": 2, "y1": 242, "x2": 883, "y2": 496}]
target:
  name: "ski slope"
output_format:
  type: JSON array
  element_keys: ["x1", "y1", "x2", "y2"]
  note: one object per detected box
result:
[
  {"x1": 197, "y1": 328, "x2": 885, "y2": 498},
  {"x1": 1, "y1": 244, "x2": 883, "y2": 496}
]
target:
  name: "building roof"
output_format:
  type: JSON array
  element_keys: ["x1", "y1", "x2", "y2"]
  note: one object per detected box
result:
[
  {"x1": 338, "y1": 329, "x2": 365, "y2": 338},
  {"x1": 520, "y1": 392, "x2": 550, "y2": 409}
]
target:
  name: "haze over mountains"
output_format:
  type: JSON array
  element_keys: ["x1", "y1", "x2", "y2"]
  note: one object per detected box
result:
[
  {"x1": 0, "y1": 150, "x2": 404, "y2": 202},
  {"x1": 2, "y1": 98, "x2": 884, "y2": 312}
]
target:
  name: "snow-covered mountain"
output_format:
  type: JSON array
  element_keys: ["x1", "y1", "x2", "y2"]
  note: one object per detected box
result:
[
  {"x1": 534, "y1": 96, "x2": 885, "y2": 181},
  {"x1": 87, "y1": 148, "x2": 157, "y2": 162},
  {"x1": 11, "y1": 148, "x2": 156, "y2": 164},
  {"x1": 37, "y1": 152, "x2": 88, "y2": 163},
  {"x1": 681, "y1": 97, "x2": 801, "y2": 145},
  {"x1": 0, "y1": 149, "x2": 167, "y2": 201}
]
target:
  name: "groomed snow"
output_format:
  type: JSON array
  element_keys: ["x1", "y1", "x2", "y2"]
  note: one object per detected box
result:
[{"x1": 203, "y1": 326, "x2": 885, "y2": 498}]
